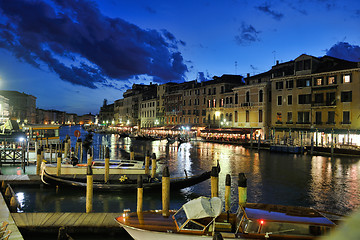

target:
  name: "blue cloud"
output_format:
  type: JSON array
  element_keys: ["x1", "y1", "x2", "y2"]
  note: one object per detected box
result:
[
  {"x1": 0, "y1": 0, "x2": 188, "y2": 89},
  {"x1": 256, "y1": 3, "x2": 284, "y2": 21},
  {"x1": 235, "y1": 22, "x2": 261, "y2": 46},
  {"x1": 326, "y1": 42, "x2": 360, "y2": 62}
]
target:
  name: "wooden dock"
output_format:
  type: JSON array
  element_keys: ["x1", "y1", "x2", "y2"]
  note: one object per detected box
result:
[
  {"x1": 12, "y1": 212, "x2": 121, "y2": 229},
  {"x1": 0, "y1": 175, "x2": 41, "y2": 185}
]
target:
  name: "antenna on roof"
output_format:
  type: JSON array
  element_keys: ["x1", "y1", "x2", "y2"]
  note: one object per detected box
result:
[{"x1": 272, "y1": 51, "x2": 276, "y2": 65}]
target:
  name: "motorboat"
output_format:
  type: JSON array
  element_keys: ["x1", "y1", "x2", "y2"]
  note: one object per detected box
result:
[{"x1": 115, "y1": 196, "x2": 341, "y2": 240}]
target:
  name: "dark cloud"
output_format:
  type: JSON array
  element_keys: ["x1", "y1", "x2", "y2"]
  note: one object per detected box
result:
[
  {"x1": 0, "y1": 0, "x2": 188, "y2": 89},
  {"x1": 234, "y1": 22, "x2": 261, "y2": 46},
  {"x1": 326, "y1": 42, "x2": 360, "y2": 62},
  {"x1": 256, "y1": 3, "x2": 284, "y2": 20},
  {"x1": 197, "y1": 72, "x2": 211, "y2": 82},
  {"x1": 145, "y1": 6, "x2": 156, "y2": 14}
]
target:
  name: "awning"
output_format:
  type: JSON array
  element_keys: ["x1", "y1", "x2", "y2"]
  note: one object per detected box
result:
[
  {"x1": 201, "y1": 128, "x2": 259, "y2": 134},
  {"x1": 183, "y1": 197, "x2": 222, "y2": 220}
]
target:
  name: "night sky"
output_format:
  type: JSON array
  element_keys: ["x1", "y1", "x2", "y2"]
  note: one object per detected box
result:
[{"x1": 0, "y1": 0, "x2": 359, "y2": 115}]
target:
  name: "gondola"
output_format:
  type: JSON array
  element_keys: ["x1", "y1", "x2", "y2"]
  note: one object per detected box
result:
[{"x1": 41, "y1": 168, "x2": 211, "y2": 192}]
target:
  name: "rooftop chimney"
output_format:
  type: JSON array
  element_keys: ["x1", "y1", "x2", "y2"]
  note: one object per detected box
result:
[
  {"x1": 276, "y1": 60, "x2": 279, "y2": 65},
  {"x1": 247, "y1": 73, "x2": 250, "y2": 78}
]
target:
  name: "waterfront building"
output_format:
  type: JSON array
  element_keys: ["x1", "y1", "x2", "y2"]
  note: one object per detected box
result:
[
  {"x1": 163, "y1": 83, "x2": 183, "y2": 126},
  {"x1": 204, "y1": 75, "x2": 244, "y2": 128},
  {"x1": 271, "y1": 54, "x2": 360, "y2": 146},
  {"x1": 232, "y1": 72, "x2": 271, "y2": 137},
  {"x1": 98, "y1": 99, "x2": 114, "y2": 125},
  {"x1": 0, "y1": 90, "x2": 36, "y2": 124},
  {"x1": 181, "y1": 80, "x2": 201, "y2": 126},
  {"x1": 122, "y1": 83, "x2": 157, "y2": 128},
  {"x1": 140, "y1": 95, "x2": 157, "y2": 128},
  {"x1": 78, "y1": 113, "x2": 96, "y2": 125},
  {"x1": 0, "y1": 95, "x2": 10, "y2": 124},
  {"x1": 114, "y1": 99, "x2": 125, "y2": 125},
  {"x1": 156, "y1": 84, "x2": 167, "y2": 126}
]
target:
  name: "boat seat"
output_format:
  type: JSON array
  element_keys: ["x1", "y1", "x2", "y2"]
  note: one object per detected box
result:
[{"x1": 214, "y1": 222, "x2": 232, "y2": 232}]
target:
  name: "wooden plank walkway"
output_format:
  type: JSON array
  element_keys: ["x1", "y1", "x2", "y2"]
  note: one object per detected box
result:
[
  {"x1": 11, "y1": 212, "x2": 121, "y2": 228},
  {"x1": 0, "y1": 175, "x2": 41, "y2": 183},
  {"x1": 0, "y1": 192, "x2": 24, "y2": 239}
]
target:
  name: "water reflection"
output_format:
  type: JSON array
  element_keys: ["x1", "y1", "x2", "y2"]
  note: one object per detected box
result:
[{"x1": 12, "y1": 126, "x2": 360, "y2": 216}]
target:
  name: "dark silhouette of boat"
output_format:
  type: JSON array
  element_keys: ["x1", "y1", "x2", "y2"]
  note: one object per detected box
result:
[{"x1": 41, "y1": 169, "x2": 211, "y2": 192}]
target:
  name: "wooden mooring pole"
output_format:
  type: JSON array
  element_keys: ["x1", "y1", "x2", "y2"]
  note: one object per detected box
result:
[
  {"x1": 151, "y1": 153, "x2": 157, "y2": 178},
  {"x1": 238, "y1": 173, "x2": 247, "y2": 207},
  {"x1": 104, "y1": 147, "x2": 110, "y2": 183},
  {"x1": 137, "y1": 175, "x2": 143, "y2": 213},
  {"x1": 162, "y1": 166, "x2": 170, "y2": 217},
  {"x1": 225, "y1": 174, "x2": 231, "y2": 212},
  {"x1": 211, "y1": 166, "x2": 219, "y2": 198},
  {"x1": 86, "y1": 165, "x2": 93, "y2": 213},
  {"x1": 145, "y1": 151, "x2": 150, "y2": 176}
]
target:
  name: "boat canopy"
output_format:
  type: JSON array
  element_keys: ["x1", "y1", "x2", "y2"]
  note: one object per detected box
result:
[{"x1": 183, "y1": 197, "x2": 222, "y2": 220}]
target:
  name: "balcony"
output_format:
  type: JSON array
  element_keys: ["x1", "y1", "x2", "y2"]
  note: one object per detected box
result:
[{"x1": 311, "y1": 100, "x2": 336, "y2": 108}]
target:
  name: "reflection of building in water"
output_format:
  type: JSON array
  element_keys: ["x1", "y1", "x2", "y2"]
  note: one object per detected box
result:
[{"x1": 310, "y1": 156, "x2": 360, "y2": 213}]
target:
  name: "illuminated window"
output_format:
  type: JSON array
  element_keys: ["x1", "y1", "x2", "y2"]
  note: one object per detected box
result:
[
  {"x1": 343, "y1": 74, "x2": 351, "y2": 83},
  {"x1": 328, "y1": 76, "x2": 336, "y2": 85},
  {"x1": 276, "y1": 112, "x2": 282, "y2": 123},
  {"x1": 316, "y1": 78, "x2": 323, "y2": 86}
]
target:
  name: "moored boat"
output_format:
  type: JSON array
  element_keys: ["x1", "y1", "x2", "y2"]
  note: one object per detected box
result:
[
  {"x1": 115, "y1": 196, "x2": 340, "y2": 240},
  {"x1": 41, "y1": 167, "x2": 211, "y2": 192}
]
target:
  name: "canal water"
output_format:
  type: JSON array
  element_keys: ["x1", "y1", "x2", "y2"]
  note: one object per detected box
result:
[{"x1": 2, "y1": 125, "x2": 360, "y2": 238}]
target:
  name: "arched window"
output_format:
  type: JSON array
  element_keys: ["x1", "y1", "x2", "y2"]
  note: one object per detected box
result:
[
  {"x1": 246, "y1": 91, "x2": 250, "y2": 102},
  {"x1": 259, "y1": 90, "x2": 263, "y2": 102}
]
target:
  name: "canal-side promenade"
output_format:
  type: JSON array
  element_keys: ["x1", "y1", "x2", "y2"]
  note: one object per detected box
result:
[{"x1": 0, "y1": 185, "x2": 23, "y2": 240}]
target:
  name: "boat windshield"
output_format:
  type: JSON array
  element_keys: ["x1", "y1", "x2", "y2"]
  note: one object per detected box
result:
[
  {"x1": 173, "y1": 207, "x2": 188, "y2": 229},
  {"x1": 173, "y1": 207, "x2": 207, "y2": 232}
]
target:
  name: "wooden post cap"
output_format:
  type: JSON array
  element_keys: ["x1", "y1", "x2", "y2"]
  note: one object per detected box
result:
[
  {"x1": 137, "y1": 175, "x2": 143, "y2": 188},
  {"x1": 226, "y1": 174, "x2": 231, "y2": 186},
  {"x1": 57, "y1": 152, "x2": 62, "y2": 158},
  {"x1": 87, "y1": 165, "x2": 93, "y2": 175},
  {"x1": 37, "y1": 149, "x2": 41, "y2": 155},
  {"x1": 105, "y1": 147, "x2": 110, "y2": 158},
  {"x1": 146, "y1": 150, "x2": 150, "y2": 157},
  {"x1": 130, "y1": 145, "x2": 134, "y2": 151},
  {"x1": 162, "y1": 166, "x2": 170, "y2": 177},
  {"x1": 152, "y1": 153, "x2": 156, "y2": 159},
  {"x1": 238, "y1": 173, "x2": 247, "y2": 187},
  {"x1": 211, "y1": 166, "x2": 219, "y2": 177}
]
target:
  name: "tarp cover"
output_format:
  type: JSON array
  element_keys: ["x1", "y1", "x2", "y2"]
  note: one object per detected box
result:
[{"x1": 183, "y1": 197, "x2": 222, "y2": 220}]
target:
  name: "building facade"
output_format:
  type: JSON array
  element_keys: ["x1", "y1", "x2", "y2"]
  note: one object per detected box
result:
[{"x1": 0, "y1": 90, "x2": 36, "y2": 124}]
